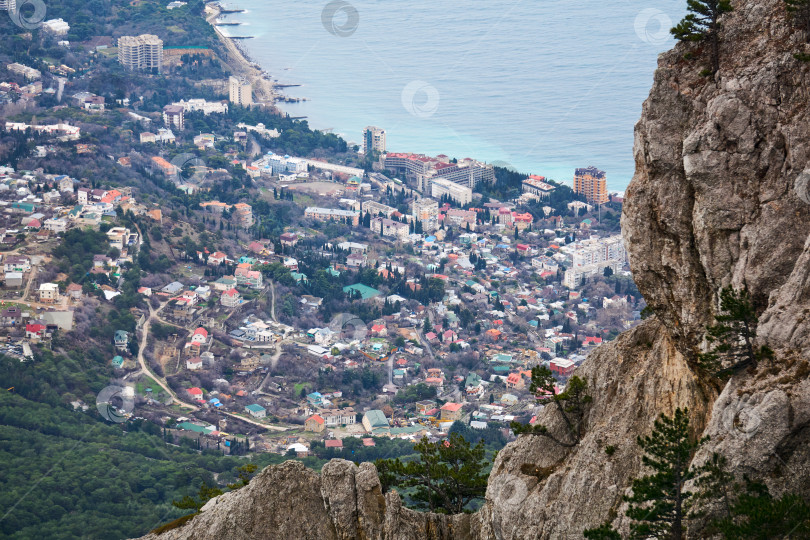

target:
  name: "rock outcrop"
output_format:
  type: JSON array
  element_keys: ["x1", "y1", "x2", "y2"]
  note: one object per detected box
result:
[{"x1": 136, "y1": 0, "x2": 810, "y2": 538}]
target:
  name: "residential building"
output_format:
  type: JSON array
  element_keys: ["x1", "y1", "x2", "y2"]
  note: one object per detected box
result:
[
  {"x1": 118, "y1": 34, "x2": 163, "y2": 73},
  {"x1": 221, "y1": 288, "x2": 241, "y2": 307},
  {"x1": 371, "y1": 217, "x2": 409, "y2": 239},
  {"x1": 573, "y1": 166, "x2": 608, "y2": 204},
  {"x1": 7, "y1": 63, "x2": 40, "y2": 80},
  {"x1": 234, "y1": 267, "x2": 262, "y2": 289},
  {"x1": 304, "y1": 207, "x2": 360, "y2": 226},
  {"x1": 245, "y1": 403, "x2": 266, "y2": 418},
  {"x1": 190, "y1": 327, "x2": 208, "y2": 347},
  {"x1": 232, "y1": 202, "x2": 253, "y2": 228},
  {"x1": 254, "y1": 152, "x2": 307, "y2": 176},
  {"x1": 173, "y1": 98, "x2": 228, "y2": 115},
  {"x1": 384, "y1": 153, "x2": 494, "y2": 191},
  {"x1": 279, "y1": 232, "x2": 298, "y2": 247},
  {"x1": 362, "y1": 126, "x2": 386, "y2": 154},
  {"x1": 522, "y1": 175, "x2": 555, "y2": 199},
  {"x1": 0, "y1": 0, "x2": 17, "y2": 12},
  {"x1": 43, "y1": 218, "x2": 67, "y2": 233},
  {"x1": 162, "y1": 104, "x2": 184, "y2": 130},
  {"x1": 304, "y1": 414, "x2": 326, "y2": 432},
  {"x1": 444, "y1": 208, "x2": 477, "y2": 231},
  {"x1": 229, "y1": 76, "x2": 252, "y2": 106},
  {"x1": 4, "y1": 255, "x2": 30, "y2": 273},
  {"x1": 410, "y1": 198, "x2": 439, "y2": 232},
  {"x1": 359, "y1": 202, "x2": 394, "y2": 221},
  {"x1": 320, "y1": 408, "x2": 357, "y2": 427},
  {"x1": 430, "y1": 177, "x2": 473, "y2": 205},
  {"x1": 440, "y1": 402, "x2": 463, "y2": 422},
  {"x1": 114, "y1": 330, "x2": 129, "y2": 351},
  {"x1": 550, "y1": 358, "x2": 576, "y2": 377},
  {"x1": 38, "y1": 283, "x2": 59, "y2": 303}
]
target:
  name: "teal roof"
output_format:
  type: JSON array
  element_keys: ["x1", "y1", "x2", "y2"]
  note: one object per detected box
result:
[
  {"x1": 343, "y1": 283, "x2": 380, "y2": 300},
  {"x1": 328, "y1": 267, "x2": 341, "y2": 277},
  {"x1": 390, "y1": 425, "x2": 424, "y2": 436},
  {"x1": 364, "y1": 409, "x2": 388, "y2": 429},
  {"x1": 493, "y1": 353, "x2": 514, "y2": 363},
  {"x1": 291, "y1": 272, "x2": 308, "y2": 283},
  {"x1": 466, "y1": 372, "x2": 481, "y2": 386},
  {"x1": 493, "y1": 365, "x2": 511, "y2": 372},
  {"x1": 245, "y1": 404, "x2": 266, "y2": 413},
  {"x1": 111, "y1": 355, "x2": 124, "y2": 368},
  {"x1": 177, "y1": 422, "x2": 214, "y2": 433}
]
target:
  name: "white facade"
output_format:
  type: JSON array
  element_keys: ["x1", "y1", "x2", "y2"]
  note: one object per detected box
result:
[
  {"x1": 118, "y1": 35, "x2": 163, "y2": 73},
  {"x1": 430, "y1": 177, "x2": 473, "y2": 205}
]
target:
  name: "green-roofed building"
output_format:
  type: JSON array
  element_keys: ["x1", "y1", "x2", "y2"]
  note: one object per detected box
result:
[
  {"x1": 493, "y1": 353, "x2": 514, "y2": 363},
  {"x1": 177, "y1": 422, "x2": 214, "y2": 434},
  {"x1": 111, "y1": 355, "x2": 124, "y2": 368},
  {"x1": 343, "y1": 283, "x2": 380, "y2": 300},
  {"x1": 493, "y1": 365, "x2": 511, "y2": 373},
  {"x1": 362, "y1": 409, "x2": 389, "y2": 433}
]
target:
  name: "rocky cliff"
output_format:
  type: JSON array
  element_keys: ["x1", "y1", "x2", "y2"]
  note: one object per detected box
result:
[{"x1": 137, "y1": 0, "x2": 810, "y2": 538}]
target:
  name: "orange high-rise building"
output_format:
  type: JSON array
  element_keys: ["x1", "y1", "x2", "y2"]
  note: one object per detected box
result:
[{"x1": 573, "y1": 166, "x2": 608, "y2": 204}]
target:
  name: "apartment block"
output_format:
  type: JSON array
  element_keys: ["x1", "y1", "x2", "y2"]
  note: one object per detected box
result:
[
  {"x1": 362, "y1": 126, "x2": 386, "y2": 154},
  {"x1": 118, "y1": 34, "x2": 163, "y2": 73},
  {"x1": 304, "y1": 207, "x2": 360, "y2": 226},
  {"x1": 573, "y1": 166, "x2": 608, "y2": 205},
  {"x1": 162, "y1": 105, "x2": 184, "y2": 130},
  {"x1": 410, "y1": 198, "x2": 439, "y2": 233},
  {"x1": 229, "y1": 76, "x2": 253, "y2": 106},
  {"x1": 371, "y1": 217, "x2": 409, "y2": 239},
  {"x1": 430, "y1": 177, "x2": 472, "y2": 205},
  {"x1": 361, "y1": 200, "x2": 398, "y2": 218}
]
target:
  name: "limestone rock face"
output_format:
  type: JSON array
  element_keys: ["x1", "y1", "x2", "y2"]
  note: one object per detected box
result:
[{"x1": 134, "y1": 0, "x2": 810, "y2": 538}]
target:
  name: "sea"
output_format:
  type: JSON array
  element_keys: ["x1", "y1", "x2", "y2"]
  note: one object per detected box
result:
[{"x1": 221, "y1": 0, "x2": 686, "y2": 192}]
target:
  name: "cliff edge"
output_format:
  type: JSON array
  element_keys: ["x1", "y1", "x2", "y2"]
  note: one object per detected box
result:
[{"x1": 136, "y1": 0, "x2": 810, "y2": 537}]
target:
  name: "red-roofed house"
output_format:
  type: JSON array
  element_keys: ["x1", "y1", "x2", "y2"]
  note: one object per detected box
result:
[
  {"x1": 190, "y1": 327, "x2": 208, "y2": 346},
  {"x1": 362, "y1": 438, "x2": 376, "y2": 447},
  {"x1": 440, "y1": 402, "x2": 463, "y2": 422},
  {"x1": 583, "y1": 336, "x2": 603, "y2": 346},
  {"x1": 325, "y1": 439, "x2": 343, "y2": 451},
  {"x1": 305, "y1": 414, "x2": 326, "y2": 433},
  {"x1": 208, "y1": 251, "x2": 228, "y2": 266},
  {"x1": 25, "y1": 323, "x2": 47, "y2": 339},
  {"x1": 506, "y1": 372, "x2": 525, "y2": 391},
  {"x1": 371, "y1": 324, "x2": 387, "y2": 336},
  {"x1": 187, "y1": 387, "x2": 203, "y2": 399},
  {"x1": 221, "y1": 288, "x2": 241, "y2": 307}
]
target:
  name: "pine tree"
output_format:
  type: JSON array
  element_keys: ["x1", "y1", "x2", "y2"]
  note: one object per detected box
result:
[
  {"x1": 671, "y1": 0, "x2": 733, "y2": 74},
  {"x1": 375, "y1": 433, "x2": 489, "y2": 513},
  {"x1": 697, "y1": 287, "x2": 773, "y2": 378},
  {"x1": 624, "y1": 408, "x2": 706, "y2": 540},
  {"x1": 511, "y1": 367, "x2": 592, "y2": 447}
]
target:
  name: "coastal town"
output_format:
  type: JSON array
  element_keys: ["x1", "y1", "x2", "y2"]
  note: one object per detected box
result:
[{"x1": 0, "y1": 0, "x2": 639, "y2": 475}]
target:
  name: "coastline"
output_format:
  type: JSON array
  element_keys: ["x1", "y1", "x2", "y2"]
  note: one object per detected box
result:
[{"x1": 205, "y1": 3, "x2": 283, "y2": 111}]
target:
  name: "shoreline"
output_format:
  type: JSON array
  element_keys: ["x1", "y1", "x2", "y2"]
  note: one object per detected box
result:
[{"x1": 206, "y1": 3, "x2": 284, "y2": 111}]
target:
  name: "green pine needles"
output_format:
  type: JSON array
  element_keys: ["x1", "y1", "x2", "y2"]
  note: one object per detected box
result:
[
  {"x1": 671, "y1": 0, "x2": 734, "y2": 74},
  {"x1": 697, "y1": 286, "x2": 773, "y2": 378},
  {"x1": 510, "y1": 366, "x2": 592, "y2": 447}
]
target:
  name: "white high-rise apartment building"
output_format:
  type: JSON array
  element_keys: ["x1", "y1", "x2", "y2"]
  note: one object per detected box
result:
[
  {"x1": 0, "y1": 0, "x2": 16, "y2": 11},
  {"x1": 118, "y1": 35, "x2": 163, "y2": 73},
  {"x1": 229, "y1": 76, "x2": 253, "y2": 106},
  {"x1": 430, "y1": 177, "x2": 472, "y2": 205},
  {"x1": 362, "y1": 126, "x2": 386, "y2": 154}
]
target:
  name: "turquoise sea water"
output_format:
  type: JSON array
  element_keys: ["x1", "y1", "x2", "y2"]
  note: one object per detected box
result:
[{"x1": 223, "y1": 1, "x2": 685, "y2": 191}]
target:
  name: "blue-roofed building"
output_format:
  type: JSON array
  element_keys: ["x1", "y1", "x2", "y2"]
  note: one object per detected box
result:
[{"x1": 307, "y1": 392, "x2": 324, "y2": 407}]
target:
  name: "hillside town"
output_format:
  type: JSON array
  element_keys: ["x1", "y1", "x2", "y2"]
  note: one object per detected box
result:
[{"x1": 0, "y1": 3, "x2": 638, "y2": 460}]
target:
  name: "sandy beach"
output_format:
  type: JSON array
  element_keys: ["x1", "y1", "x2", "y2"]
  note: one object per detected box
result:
[{"x1": 205, "y1": 3, "x2": 282, "y2": 110}]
